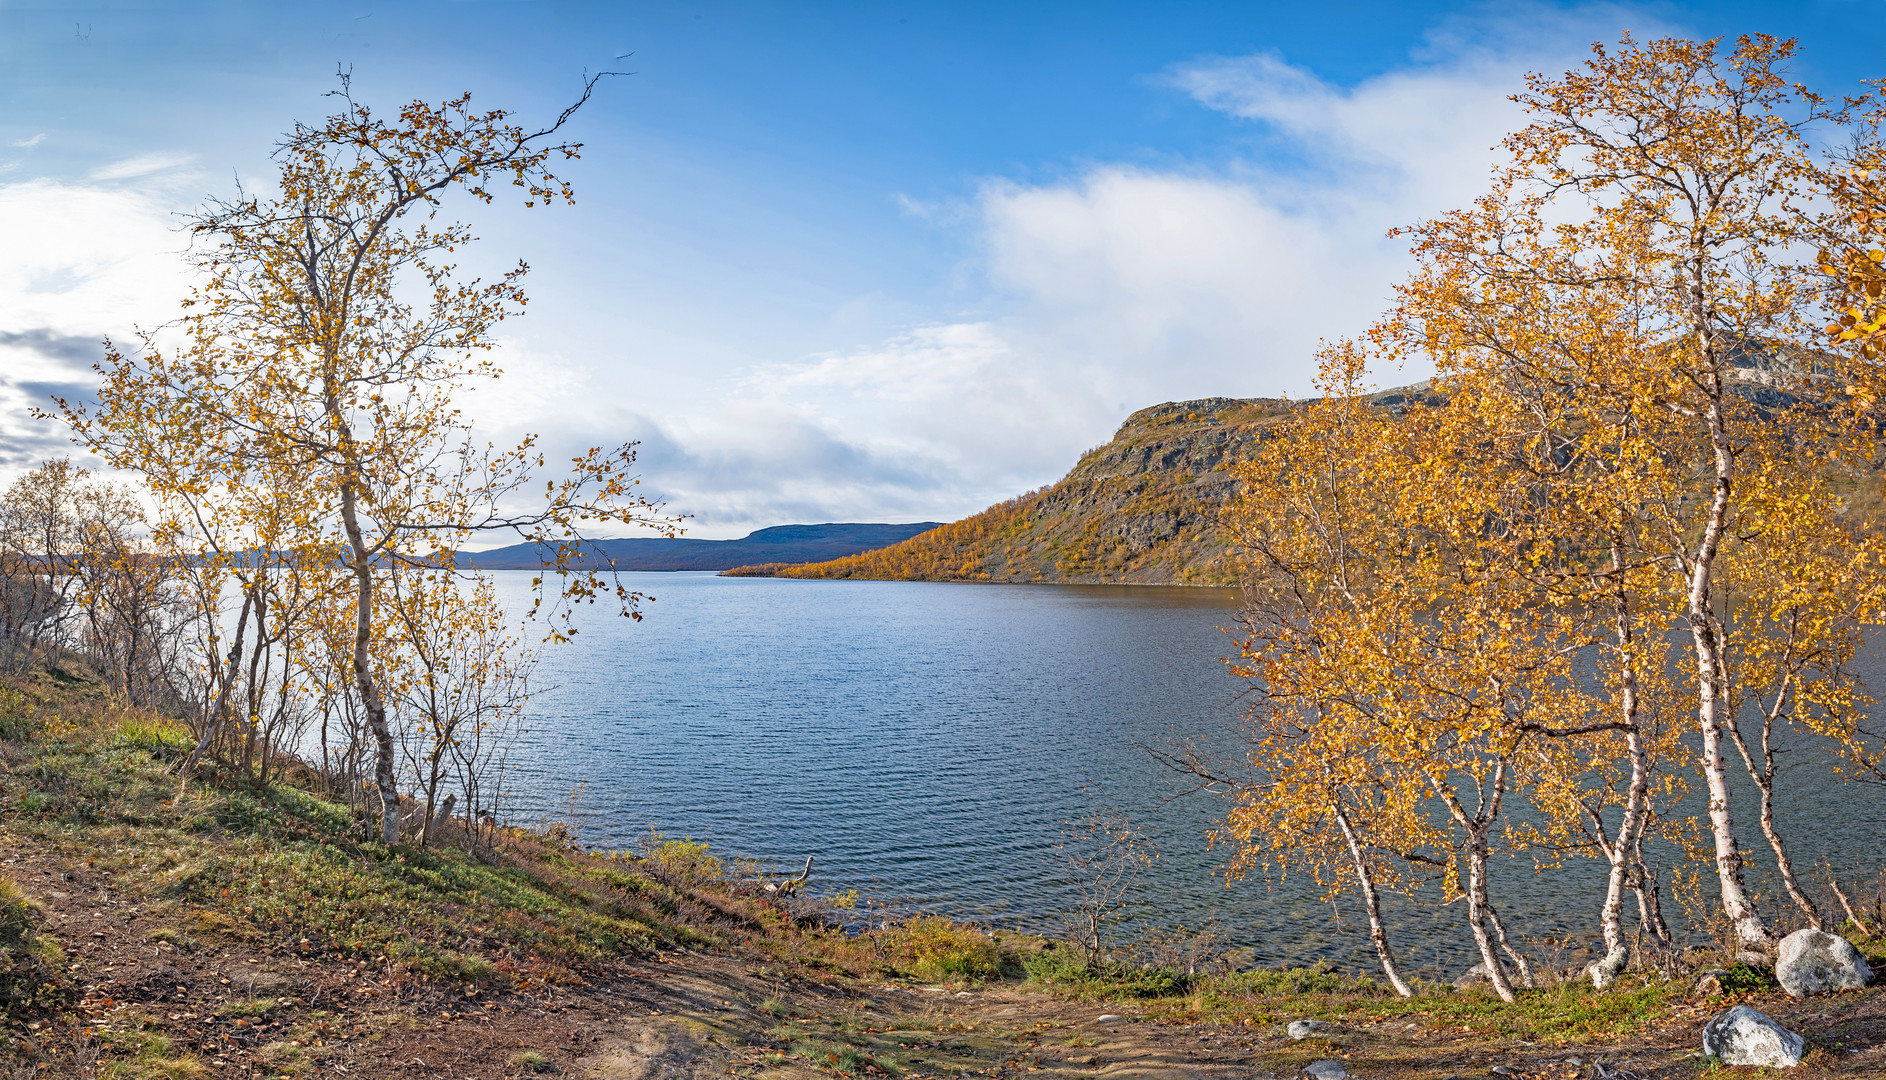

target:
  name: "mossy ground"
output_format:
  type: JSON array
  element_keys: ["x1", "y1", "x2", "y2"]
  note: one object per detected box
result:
[{"x1": 2, "y1": 664, "x2": 1885, "y2": 1078}]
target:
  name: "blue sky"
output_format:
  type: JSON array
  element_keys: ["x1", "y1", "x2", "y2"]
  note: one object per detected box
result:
[{"x1": 3, "y1": 1, "x2": 1883, "y2": 536}]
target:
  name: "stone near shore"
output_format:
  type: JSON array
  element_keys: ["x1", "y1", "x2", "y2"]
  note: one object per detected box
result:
[
  {"x1": 1775, "y1": 928, "x2": 1873, "y2": 997},
  {"x1": 1453, "y1": 961, "x2": 1508, "y2": 990},
  {"x1": 1701, "y1": 1005, "x2": 1804, "y2": 1067},
  {"x1": 1286, "y1": 1020, "x2": 1331, "y2": 1040}
]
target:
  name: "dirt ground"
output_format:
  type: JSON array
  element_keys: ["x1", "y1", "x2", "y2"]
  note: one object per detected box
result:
[{"x1": 13, "y1": 837, "x2": 1886, "y2": 1080}]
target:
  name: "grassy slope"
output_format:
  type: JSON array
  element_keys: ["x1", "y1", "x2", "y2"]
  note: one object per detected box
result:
[{"x1": 3, "y1": 665, "x2": 1886, "y2": 1078}]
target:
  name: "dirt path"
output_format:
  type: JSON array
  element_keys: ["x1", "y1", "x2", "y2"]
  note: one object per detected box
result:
[{"x1": 11, "y1": 834, "x2": 1886, "y2": 1079}]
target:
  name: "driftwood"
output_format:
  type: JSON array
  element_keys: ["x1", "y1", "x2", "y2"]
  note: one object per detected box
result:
[{"x1": 763, "y1": 855, "x2": 814, "y2": 897}]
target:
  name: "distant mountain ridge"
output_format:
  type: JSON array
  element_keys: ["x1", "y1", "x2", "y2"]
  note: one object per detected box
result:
[{"x1": 462, "y1": 522, "x2": 943, "y2": 572}]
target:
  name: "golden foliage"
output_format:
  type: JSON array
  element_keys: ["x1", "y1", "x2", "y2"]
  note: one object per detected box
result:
[{"x1": 1225, "y1": 33, "x2": 1886, "y2": 990}]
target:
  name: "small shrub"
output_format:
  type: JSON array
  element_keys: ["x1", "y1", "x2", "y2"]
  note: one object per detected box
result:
[
  {"x1": 509, "y1": 1049, "x2": 556, "y2": 1073},
  {"x1": 638, "y1": 833, "x2": 725, "y2": 885},
  {"x1": 1215, "y1": 961, "x2": 1385, "y2": 997},
  {"x1": 216, "y1": 997, "x2": 278, "y2": 1018},
  {"x1": 415, "y1": 951, "x2": 497, "y2": 983},
  {"x1": 0, "y1": 876, "x2": 39, "y2": 952},
  {"x1": 1022, "y1": 948, "x2": 1189, "y2": 998},
  {"x1": 0, "y1": 686, "x2": 32, "y2": 743},
  {"x1": 883, "y1": 915, "x2": 1006, "y2": 981},
  {"x1": 1718, "y1": 962, "x2": 1775, "y2": 995},
  {"x1": 95, "y1": 1030, "x2": 207, "y2": 1079}
]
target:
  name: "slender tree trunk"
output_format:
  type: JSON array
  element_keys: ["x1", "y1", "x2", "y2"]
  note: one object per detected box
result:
[
  {"x1": 324, "y1": 356, "x2": 401, "y2": 845},
  {"x1": 338, "y1": 484, "x2": 398, "y2": 845},
  {"x1": 1464, "y1": 826, "x2": 1517, "y2": 1002},
  {"x1": 179, "y1": 587, "x2": 254, "y2": 782},
  {"x1": 1694, "y1": 630, "x2": 1773, "y2": 956},
  {"x1": 424, "y1": 792, "x2": 456, "y2": 847},
  {"x1": 1433, "y1": 768, "x2": 1516, "y2": 1001},
  {"x1": 1688, "y1": 330, "x2": 1775, "y2": 960},
  {"x1": 1831, "y1": 875, "x2": 1874, "y2": 937},
  {"x1": 1332, "y1": 804, "x2": 1413, "y2": 997},
  {"x1": 319, "y1": 699, "x2": 332, "y2": 796},
  {"x1": 1755, "y1": 771, "x2": 1823, "y2": 930},
  {"x1": 1592, "y1": 539, "x2": 1650, "y2": 986},
  {"x1": 1628, "y1": 831, "x2": 1675, "y2": 955},
  {"x1": 1725, "y1": 672, "x2": 1825, "y2": 931},
  {"x1": 1485, "y1": 903, "x2": 1534, "y2": 989},
  {"x1": 240, "y1": 585, "x2": 267, "y2": 780}
]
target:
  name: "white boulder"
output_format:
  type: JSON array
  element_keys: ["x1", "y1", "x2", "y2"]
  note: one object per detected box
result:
[
  {"x1": 1775, "y1": 928, "x2": 1872, "y2": 997},
  {"x1": 1701, "y1": 1005, "x2": 1804, "y2": 1067}
]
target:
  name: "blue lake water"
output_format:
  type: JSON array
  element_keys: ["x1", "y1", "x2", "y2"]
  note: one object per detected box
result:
[{"x1": 487, "y1": 571, "x2": 1886, "y2": 977}]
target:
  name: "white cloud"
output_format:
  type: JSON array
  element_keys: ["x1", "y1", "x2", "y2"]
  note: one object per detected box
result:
[
  {"x1": 0, "y1": 179, "x2": 190, "y2": 473},
  {"x1": 88, "y1": 151, "x2": 197, "y2": 181},
  {"x1": 11, "y1": 134, "x2": 46, "y2": 149},
  {"x1": 536, "y1": 5, "x2": 1677, "y2": 532},
  {"x1": 0, "y1": 5, "x2": 1685, "y2": 532}
]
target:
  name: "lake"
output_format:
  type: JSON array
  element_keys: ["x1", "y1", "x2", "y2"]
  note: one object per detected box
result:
[{"x1": 487, "y1": 571, "x2": 1886, "y2": 978}]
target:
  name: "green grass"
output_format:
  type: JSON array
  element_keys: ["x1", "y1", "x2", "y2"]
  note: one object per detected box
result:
[
  {"x1": 1022, "y1": 948, "x2": 1193, "y2": 998},
  {"x1": 0, "y1": 663, "x2": 1800, "y2": 1078},
  {"x1": 1019, "y1": 947, "x2": 1691, "y2": 1044},
  {"x1": 94, "y1": 1031, "x2": 208, "y2": 1080},
  {"x1": 0, "y1": 672, "x2": 818, "y2": 994},
  {"x1": 214, "y1": 997, "x2": 278, "y2": 1019}
]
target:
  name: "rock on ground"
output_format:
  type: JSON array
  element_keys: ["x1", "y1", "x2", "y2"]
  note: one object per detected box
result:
[
  {"x1": 1776, "y1": 928, "x2": 1873, "y2": 997},
  {"x1": 1454, "y1": 961, "x2": 1511, "y2": 990},
  {"x1": 1286, "y1": 1020, "x2": 1331, "y2": 1040},
  {"x1": 1701, "y1": 1004, "x2": 1805, "y2": 1067},
  {"x1": 1302, "y1": 1060, "x2": 1347, "y2": 1080}
]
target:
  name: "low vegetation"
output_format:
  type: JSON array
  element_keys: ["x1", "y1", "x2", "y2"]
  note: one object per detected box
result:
[{"x1": 0, "y1": 663, "x2": 1883, "y2": 1076}]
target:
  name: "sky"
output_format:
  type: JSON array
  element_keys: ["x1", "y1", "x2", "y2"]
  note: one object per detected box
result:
[{"x1": 2, "y1": 1, "x2": 1884, "y2": 538}]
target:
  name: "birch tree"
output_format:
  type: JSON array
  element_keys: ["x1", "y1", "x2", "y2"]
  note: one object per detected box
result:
[{"x1": 61, "y1": 74, "x2": 677, "y2": 844}]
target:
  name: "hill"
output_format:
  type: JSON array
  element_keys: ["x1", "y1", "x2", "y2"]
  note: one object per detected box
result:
[
  {"x1": 461, "y1": 521, "x2": 942, "y2": 572},
  {"x1": 723, "y1": 395, "x2": 1348, "y2": 585},
  {"x1": 725, "y1": 368, "x2": 1872, "y2": 587}
]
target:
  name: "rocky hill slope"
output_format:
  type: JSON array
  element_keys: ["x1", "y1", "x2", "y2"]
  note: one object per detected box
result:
[{"x1": 725, "y1": 396, "x2": 1321, "y2": 585}]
